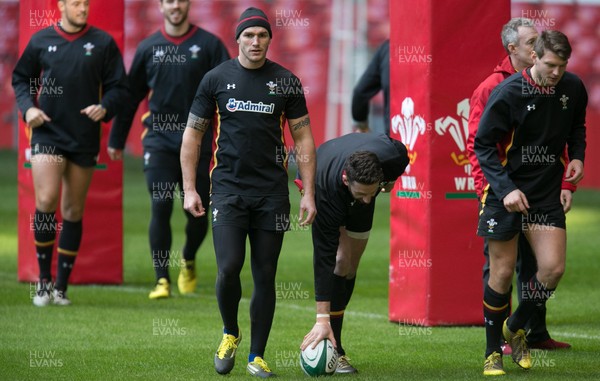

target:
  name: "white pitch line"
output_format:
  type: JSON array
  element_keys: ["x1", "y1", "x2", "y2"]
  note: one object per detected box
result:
[
  {"x1": 277, "y1": 301, "x2": 387, "y2": 320},
  {"x1": 12, "y1": 277, "x2": 600, "y2": 341}
]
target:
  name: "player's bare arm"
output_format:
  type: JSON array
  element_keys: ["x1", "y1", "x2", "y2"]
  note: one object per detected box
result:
[
  {"x1": 288, "y1": 114, "x2": 317, "y2": 225},
  {"x1": 290, "y1": 115, "x2": 311, "y2": 132},
  {"x1": 180, "y1": 113, "x2": 208, "y2": 217}
]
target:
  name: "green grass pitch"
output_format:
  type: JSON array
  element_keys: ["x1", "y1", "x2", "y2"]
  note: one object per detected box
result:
[{"x1": 0, "y1": 150, "x2": 599, "y2": 380}]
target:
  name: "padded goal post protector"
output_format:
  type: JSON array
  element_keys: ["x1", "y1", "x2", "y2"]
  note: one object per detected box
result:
[
  {"x1": 17, "y1": 0, "x2": 124, "y2": 284},
  {"x1": 388, "y1": 0, "x2": 509, "y2": 325}
]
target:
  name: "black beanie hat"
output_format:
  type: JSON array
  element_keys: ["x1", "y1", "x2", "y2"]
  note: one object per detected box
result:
[{"x1": 235, "y1": 7, "x2": 272, "y2": 40}]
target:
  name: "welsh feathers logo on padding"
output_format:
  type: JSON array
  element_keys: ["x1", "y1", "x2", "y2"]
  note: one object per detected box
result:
[
  {"x1": 435, "y1": 98, "x2": 471, "y2": 175},
  {"x1": 391, "y1": 97, "x2": 426, "y2": 174},
  {"x1": 434, "y1": 98, "x2": 477, "y2": 197}
]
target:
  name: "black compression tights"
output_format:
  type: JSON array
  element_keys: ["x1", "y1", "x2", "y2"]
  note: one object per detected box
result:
[
  {"x1": 213, "y1": 225, "x2": 284, "y2": 357},
  {"x1": 149, "y1": 198, "x2": 208, "y2": 280}
]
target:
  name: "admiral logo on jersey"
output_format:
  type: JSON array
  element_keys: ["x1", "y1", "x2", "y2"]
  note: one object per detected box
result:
[{"x1": 226, "y1": 98, "x2": 275, "y2": 114}]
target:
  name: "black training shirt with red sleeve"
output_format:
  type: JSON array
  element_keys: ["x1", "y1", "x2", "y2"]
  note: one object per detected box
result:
[
  {"x1": 12, "y1": 24, "x2": 127, "y2": 155},
  {"x1": 190, "y1": 58, "x2": 308, "y2": 196}
]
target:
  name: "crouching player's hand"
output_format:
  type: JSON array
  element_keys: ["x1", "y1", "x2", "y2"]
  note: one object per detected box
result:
[{"x1": 301, "y1": 318, "x2": 336, "y2": 351}]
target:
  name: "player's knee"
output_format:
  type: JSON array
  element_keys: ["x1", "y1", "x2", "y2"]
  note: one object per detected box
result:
[
  {"x1": 334, "y1": 257, "x2": 351, "y2": 277},
  {"x1": 217, "y1": 270, "x2": 238, "y2": 286},
  {"x1": 490, "y1": 266, "x2": 514, "y2": 291},
  {"x1": 539, "y1": 265, "x2": 565, "y2": 285},
  {"x1": 36, "y1": 194, "x2": 59, "y2": 212},
  {"x1": 498, "y1": 265, "x2": 515, "y2": 282}
]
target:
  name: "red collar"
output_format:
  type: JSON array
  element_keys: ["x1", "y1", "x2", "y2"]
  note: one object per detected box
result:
[
  {"x1": 53, "y1": 23, "x2": 90, "y2": 42},
  {"x1": 160, "y1": 25, "x2": 198, "y2": 45}
]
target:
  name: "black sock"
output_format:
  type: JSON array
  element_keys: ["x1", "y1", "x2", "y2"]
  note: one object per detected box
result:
[
  {"x1": 344, "y1": 276, "x2": 356, "y2": 307},
  {"x1": 33, "y1": 210, "x2": 57, "y2": 282},
  {"x1": 151, "y1": 250, "x2": 171, "y2": 282},
  {"x1": 55, "y1": 219, "x2": 82, "y2": 293},
  {"x1": 483, "y1": 283, "x2": 510, "y2": 357},
  {"x1": 508, "y1": 275, "x2": 555, "y2": 332},
  {"x1": 330, "y1": 274, "x2": 347, "y2": 356}
]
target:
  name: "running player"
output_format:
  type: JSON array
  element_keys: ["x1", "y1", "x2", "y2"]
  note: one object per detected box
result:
[
  {"x1": 180, "y1": 7, "x2": 317, "y2": 378},
  {"x1": 475, "y1": 30, "x2": 586, "y2": 375},
  {"x1": 12, "y1": 0, "x2": 128, "y2": 306},
  {"x1": 107, "y1": 0, "x2": 229, "y2": 299},
  {"x1": 300, "y1": 133, "x2": 408, "y2": 374}
]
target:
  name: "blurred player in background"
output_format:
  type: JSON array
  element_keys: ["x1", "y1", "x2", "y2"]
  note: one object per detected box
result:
[
  {"x1": 300, "y1": 133, "x2": 408, "y2": 374},
  {"x1": 108, "y1": 0, "x2": 229, "y2": 299},
  {"x1": 12, "y1": 0, "x2": 127, "y2": 306},
  {"x1": 351, "y1": 39, "x2": 390, "y2": 135},
  {"x1": 180, "y1": 7, "x2": 316, "y2": 378}
]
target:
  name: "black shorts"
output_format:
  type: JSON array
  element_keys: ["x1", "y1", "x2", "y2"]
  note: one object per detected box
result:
[
  {"x1": 477, "y1": 192, "x2": 565, "y2": 240},
  {"x1": 344, "y1": 198, "x2": 376, "y2": 238},
  {"x1": 31, "y1": 143, "x2": 97, "y2": 168},
  {"x1": 143, "y1": 150, "x2": 210, "y2": 205},
  {"x1": 209, "y1": 193, "x2": 290, "y2": 232}
]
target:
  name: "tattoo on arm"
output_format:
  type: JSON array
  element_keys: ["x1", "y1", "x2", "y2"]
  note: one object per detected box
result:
[
  {"x1": 187, "y1": 113, "x2": 210, "y2": 132},
  {"x1": 290, "y1": 117, "x2": 310, "y2": 132}
]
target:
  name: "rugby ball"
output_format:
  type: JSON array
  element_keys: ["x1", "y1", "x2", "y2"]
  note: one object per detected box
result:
[{"x1": 300, "y1": 339, "x2": 338, "y2": 376}]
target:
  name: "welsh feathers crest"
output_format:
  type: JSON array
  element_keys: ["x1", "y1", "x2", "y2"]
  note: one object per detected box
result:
[{"x1": 391, "y1": 97, "x2": 426, "y2": 174}]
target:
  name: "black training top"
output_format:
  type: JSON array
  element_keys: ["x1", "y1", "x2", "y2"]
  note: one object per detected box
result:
[
  {"x1": 109, "y1": 25, "x2": 229, "y2": 156},
  {"x1": 312, "y1": 132, "x2": 409, "y2": 301},
  {"x1": 13, "y1": 24, "x2": 128, "y2": 155},
  {"x1": 475, "y1": 68, "x2": 587, "y2": 207},
  {"x1": 190, "y1": 58, "x2": 309, "y2": 195}
]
